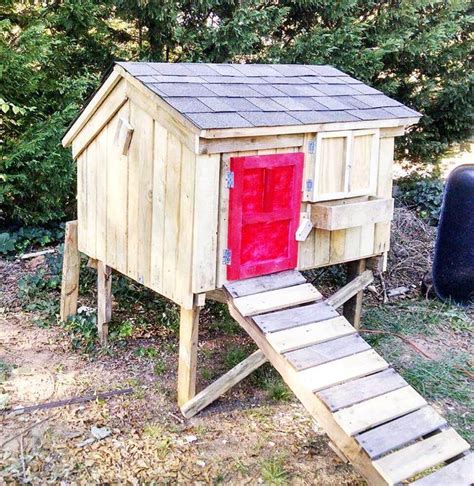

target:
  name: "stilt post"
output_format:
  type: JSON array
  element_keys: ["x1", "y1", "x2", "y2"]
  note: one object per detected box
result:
[
  {"x1": 177, "y1": 305, "x2": 201, "y2": 407},
  {"x1": 97, "y1": 260, "x2": 112, "y2": 345},
  {"x1": 343, "y1": 259, "x2": 366, "y2": 329},
  {"x1": 60, "y1": 221, "x2": 81, "y2": 322}
]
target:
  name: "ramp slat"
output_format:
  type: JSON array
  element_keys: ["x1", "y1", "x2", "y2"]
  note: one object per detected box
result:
[
  {"x1": 298, "y1": 349, "x2": 388, "y2": 392},
  {"x1": 411, "y1": 454, "x2": 473, "y2": 485},
  {"x1": 253, "y1": 301, "x2": 339, "y2": 333},
  {"x1": 373, "y1": 428, "x2": 470, "y2": 484},
  {"x1": 233, "y1": 283, "x2": 322, "y2": 317},
  {"x1": 268, "y1": 316, "x2": 356, "y2": 353},
  {"x1": 224, "y1": 270, "x2": 306, "y2": 298},
  {"x1": 317, "y1": 368, "x2": 407, "y2": 412},
  {"x1": 333, "y1": 386, "x2": 426, "y2": 436},
  {"x1": 357, "y1": 406, "x2": 447, "y2": 459},
  {"x1": 285, "y1": 334, "x2": 370, "y2": 370}
]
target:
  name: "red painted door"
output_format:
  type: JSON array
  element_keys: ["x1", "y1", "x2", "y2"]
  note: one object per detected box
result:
[{"x1": 227, "y1": 152, "x2": 304, "y2": 281}]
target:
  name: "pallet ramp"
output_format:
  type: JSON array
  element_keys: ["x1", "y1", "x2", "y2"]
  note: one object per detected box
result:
[{"x1": 224, "y1": 270, "x2": 472, "y2": 485}]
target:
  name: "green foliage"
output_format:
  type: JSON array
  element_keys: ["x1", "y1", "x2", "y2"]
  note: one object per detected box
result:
[
  {"x1": 63, "y1": 312, "x2": 97, "y2": 352},
  {"x1": 134, "y1": 346, "x2": 159, "y2": 359},
  {"x1": 223, "y1": 346, "x2": 252, "y2": 369},
  {"x1": 0, "y1": 225, "x2": 64, "y2": 256},
  {"x1": 260, "y1": 456, "x2": 290, "y2": 485},
  {"x1": 396, "y1": 177, "x2": 445, "y2": 225},
  {"x1": 264, "y1": 377, "x2": 292, "y2": 402},
  {"x1": 1, "y1": 1, "x2": 472, "y2": 225}
]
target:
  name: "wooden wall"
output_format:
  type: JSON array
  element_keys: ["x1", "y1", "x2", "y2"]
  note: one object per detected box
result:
[{"x1": 76, "y1": 83, "x2": 220, "y2": 309}]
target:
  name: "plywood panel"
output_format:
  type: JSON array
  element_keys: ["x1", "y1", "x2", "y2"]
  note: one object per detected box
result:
[
  {"x1": 192, "y1": 153, "x2": 220, "y2": 293},
  {"x1": 106, "y1": 103, "x2": 129, "y2": 274},
  {"x1": 316, "y1": 135, "x2": 347, "y2": 197},
  {"x1": 350, "y1": 131, "x2": 378, "y2": 195},
  {"x1": 77, "y1": 151, "x2": 88, "y2": 254},
  {"x1": 85, "y1": 140, "x2": 97, "y2": 258},
  {"x1": 95, "y1": 126, "x2": 107, "y2": 262},
  {"x1": 150, "y1": 123, "x2": 168, "y2": 293}
]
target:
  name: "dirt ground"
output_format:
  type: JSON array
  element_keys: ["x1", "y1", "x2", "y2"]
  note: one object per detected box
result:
[{"x1": 0, "y1": 257, "x2": 362, "y2": 485}]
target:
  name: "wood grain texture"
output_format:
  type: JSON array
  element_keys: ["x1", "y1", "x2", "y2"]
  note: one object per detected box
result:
[
  {"x1": 411, "y1": 454, "x2": 473, "y2": 486},
  {"x1": 224, "y1": 269, "x2": 306, "y2": 298},
  {"x1": 60, "y1": 221, "x2": 80, "y2": 322},
  {"x1": 357, "y1": 406, "x2": 447, "y2": 459},
  {"x1": 268, "y1": 316, "x2": 356, "y2": 354},
  {"x1": 333, "y1": 386, "x2": 426, "y2": 436},
  {"x1": 97, "y1": 260, "x2": 112, "y2": 345},
  {"x1": 284, "y1": 334, "x2": 370, "y2": 371},
  {"x1": 234, "y1": 284, "x2": 322, "y2": 317},
  {"x1": 317, "y1": 368, "x2": 407, "y2": 412},
  {"x1": 373, "y1": 428, "x2": 469, "y2": 484}
]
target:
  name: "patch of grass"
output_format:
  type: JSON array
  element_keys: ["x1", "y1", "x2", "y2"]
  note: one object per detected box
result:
[
  {"x1": 0, "y1": 360, "x2": 13, "y2": 383},
  {"x1": 263, "y1": 377, "x2": 292, "y2": 402},
  {"x1": 201, "y1": 368, "x2": 215, "y2": 381},
  {"x1": 153, "y1": 359, "x2": 166, "y2": 376},
  {"x1": 62, "y1": 312, "x2": 97, "y2": 352},
  {"x1": 143, "y1": 424, "x2": 165, "y2": 438},
  {"x1": 223, "y1": 346, "x2": 252, "y2": 369},
  {"x1": 205, "y1": 301, "x2": 241, "y2": 336},
  {"x1": 260, "y1": 456, "x2": 290, "y2": 485},
  {"x1": 363, "y1": 299, "x2": 472, "y2": 337},
  {"x1": 109, "y1": 320, "x2": 134, "y2": 341},
  {"x1": 134, "y1": 346, "x2": 159, "y2": 359}
]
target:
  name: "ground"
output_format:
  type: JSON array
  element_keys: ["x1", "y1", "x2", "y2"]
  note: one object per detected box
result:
[{"x1": 0, "y1": 209, "x2": 472, "y2": 485}]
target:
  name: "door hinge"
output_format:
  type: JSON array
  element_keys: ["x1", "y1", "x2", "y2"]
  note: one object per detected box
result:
[
  {"x1": 306, "y1": 179, "x2": 314, "y2": 192},
  {"x1": 222, "y1": 248, "x2": 232, "y2": 265},
  {"x1": 308, "y1": 139, "x2": 316, "y2": 154},
  {"x1": 225, "y1": 171, "x2": 234, "y2": 189}
]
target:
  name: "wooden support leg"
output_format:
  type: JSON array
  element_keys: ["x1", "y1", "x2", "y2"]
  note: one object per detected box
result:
[
  {"x1": 97, "y1": 261, "x2": 112, "y2": 346},
  {"x1": 177, "y1": 305, "x2": 201, "y2": 407},
  {"x1": 60, "y1": 221, "x2": 81, "y2": 322},
  {"x1": 180, "y1": 350, "x2": 267, "y2": 418},
  {"x1": 343, "y1": 259, "x2": 366, "y2": 330}
]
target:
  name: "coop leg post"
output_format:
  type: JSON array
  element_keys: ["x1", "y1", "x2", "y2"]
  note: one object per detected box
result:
[
  {"x1": 177, "y1": 305, "x2": 201, "y2": 407},
  {"x1": 97, "y1": 261, "x2": 112, "y2": 346},
  {"x1": 343, "y1": 259, "x2": 366, "y2": 330},
  {"x1": 60, "y1": 220, "x2": 81, "y2": 322}
]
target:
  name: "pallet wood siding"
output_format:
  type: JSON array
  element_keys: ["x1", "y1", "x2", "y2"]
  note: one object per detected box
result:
[{"x1": 76, "y1": 95, "x2": 212, "y2": 308}]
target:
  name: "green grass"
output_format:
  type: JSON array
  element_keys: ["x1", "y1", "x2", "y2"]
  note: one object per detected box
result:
[
  {"x1": 223, "y1": 345, "x2": 253, "y2": 368},
  {"x1": 260, "y1": 456, "x2": 290, "y2": 485},
  {"x1": 0, "y1": 359, "x2": 13, "y2": 383}
]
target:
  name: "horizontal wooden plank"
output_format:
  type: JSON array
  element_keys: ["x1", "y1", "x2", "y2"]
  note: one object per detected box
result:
[
  {"x1": 268, "y1": 316, "x2": 356, "y2": 354},
  {"x1": 373, "y1": 428, "x2": 470, "y2": 484},
  {"x1": 357, "y1": 406, "x2": 447, "y2": 459},
  {"x1": 285, "y1": 334, "x2": 370, "y2": 370},
  {"x1": 253, "y1": 301, "x2": 339, "y2": 333},
  {"x1": 411, "y1": 454, "x2": 473, "y2": 486},
  {"x1": 298, "y1": 349, "x2": 388, "y2": 392},
  {"x1": 233, "y1": 284, "x2": 322, "y2": 317},
  {"x1": 311, "y1": 196, "x2": 394, "y2": 231},
  {"x1": 199, "y1": 133, "x2": 304, "y2": 155},
  {"x1": 317, "y1": 368, "x2": 407, "y2": 412},
  {"x1": 224, "y1": 270, "x2": 306, "y2": 298},
  {"x1": 334, "y1": 386, "x2": 426, "y2": 436}
]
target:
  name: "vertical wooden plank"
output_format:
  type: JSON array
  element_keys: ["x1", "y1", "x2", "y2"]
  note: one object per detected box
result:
[
  {"x1": 97, "y1": 260, "x2": 112, "y2": 345},
  {"x1": 77, "y1": 151, "x2": 88, "y2": 254},
  {"x1": 298, "y1": 225, "x2": 316, "y2": 269},
  {"x1": 136, "y1": 109, "x2": 154, "y2": 286},
  {"x1": 374, "y1": 137, "x2": 394, "y2": 254},
  {"x1": 86, "y1": 139, "x2": 97, "y2": 258},
  {"x1": 162, "y1": 133, "x2": 182, "y2": 301},
  {"x1": 343, "y1": 259, "x2": 366, "y2": 328},
  {"x1": 106, "y1": 102, "x2": 129, "y2": 275},
  {"x1": 150, "y1": 123, "x2": 168, "y2": 293},
  {"x1": 177, "y1": 305, "x2": 201, "y2": 407},
  {"x1": 95, "y1": 128, "x2": 107, "y2": 262},
  {"x1": 313, "y1": 229, "x2": 331, "y2": 266},
  {"x1": 359, "y1": 223, "x2": 375, "y2": 256},
  {"x1": 216, "y1": 153, "x2": 230, "y2": 289},
  {"x1": 60, "y1": 221, "x2": 80, "y2": 322},
  {"x1": 343, "y1": 226, "x2": 362, "y2": 261},
  {"x1": 192, "y1": 153, "x2": 220, "y2": 293},
  {"x1": 330, "y1": 229, "x2": 346, "y2": 263},
  {"x1": 175, "y1": 145, "x2": 196, "y2": 308}
]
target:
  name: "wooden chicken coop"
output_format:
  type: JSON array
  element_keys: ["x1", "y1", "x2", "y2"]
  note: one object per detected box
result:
[{"x1": 60, "y1": 63, "x2": 472, "y2": 485}]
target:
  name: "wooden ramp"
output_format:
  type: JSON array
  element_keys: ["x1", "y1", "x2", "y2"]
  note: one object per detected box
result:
[{"x1": 224, "y1": 270, "x2": 472, "y2": 485}]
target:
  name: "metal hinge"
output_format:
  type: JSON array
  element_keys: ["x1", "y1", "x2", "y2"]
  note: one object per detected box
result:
[
  {"x1": 306, "y1": 179, "x2": 314, "y2": 192},
  {"x1": 222, "y1": 248, "x2": 232, "y2": 265},
  {"x1": 308, "y1": 139, "x2": 316, "y2": 154},
  {"x1": 225, "y1": 171, "x2": 234, "y2": 189}
]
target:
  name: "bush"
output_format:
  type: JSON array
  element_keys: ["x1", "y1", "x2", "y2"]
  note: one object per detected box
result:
[
  {"x1": 396, "y1": 177, "x2": 445, "y2": 225},
  {"x1": 0, "y1": 225, "x2": 64, "y2": 256}
]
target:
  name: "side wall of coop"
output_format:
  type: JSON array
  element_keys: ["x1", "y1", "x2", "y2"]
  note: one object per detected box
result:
[{"x1": 74, "y1": 78, "x2": 220, "y2": 309}]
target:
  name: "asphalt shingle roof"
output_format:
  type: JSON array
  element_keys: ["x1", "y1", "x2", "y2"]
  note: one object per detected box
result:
[{"x1": 117, "y1": 62, "x2": 420, "y2": 130}]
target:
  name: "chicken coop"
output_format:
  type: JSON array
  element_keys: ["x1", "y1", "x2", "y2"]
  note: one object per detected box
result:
[{"x1": 59, "y1": 62, "x2": 472, "y2": 484}]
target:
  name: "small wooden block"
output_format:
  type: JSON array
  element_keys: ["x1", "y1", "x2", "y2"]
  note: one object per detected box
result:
[
  {"x1": 233, "y1": 283, "x2": 322, "y2": 317},
  {"x1": 357, "y1": 406, "x2": 447, "y2": 459},
  {"x1": 253, "y1": 301, "x2": 339, "y2": 333},
  {"x1": 317, "y1": 368, "x2": 407, "y2": 412},
  {"x1": 373, "y1": 428, "x2": 470, "y2": 484},
  {"x1": 411, "y1": 453, "x2": 473, "y2": 486},
  {"x1": 284, "y1": 334, "x2": 370, "y2": 370},
  {"x1": 333, "y1": 386, "x2": 426, "y2": 436},
  {"x1": 224, "y1": 270, "x2": 306, "y2": 298},
  {"x1": 298, "y1": 349, "x2": 388, "y2": 392},
  {"x1": 267, "y1": 316, "x2": 356, "y2": 354}
]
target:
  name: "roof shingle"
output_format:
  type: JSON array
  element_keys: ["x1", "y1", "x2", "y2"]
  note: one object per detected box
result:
[{"x1": 117, "y1": 61, "x2": 420, "y2": 130}]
